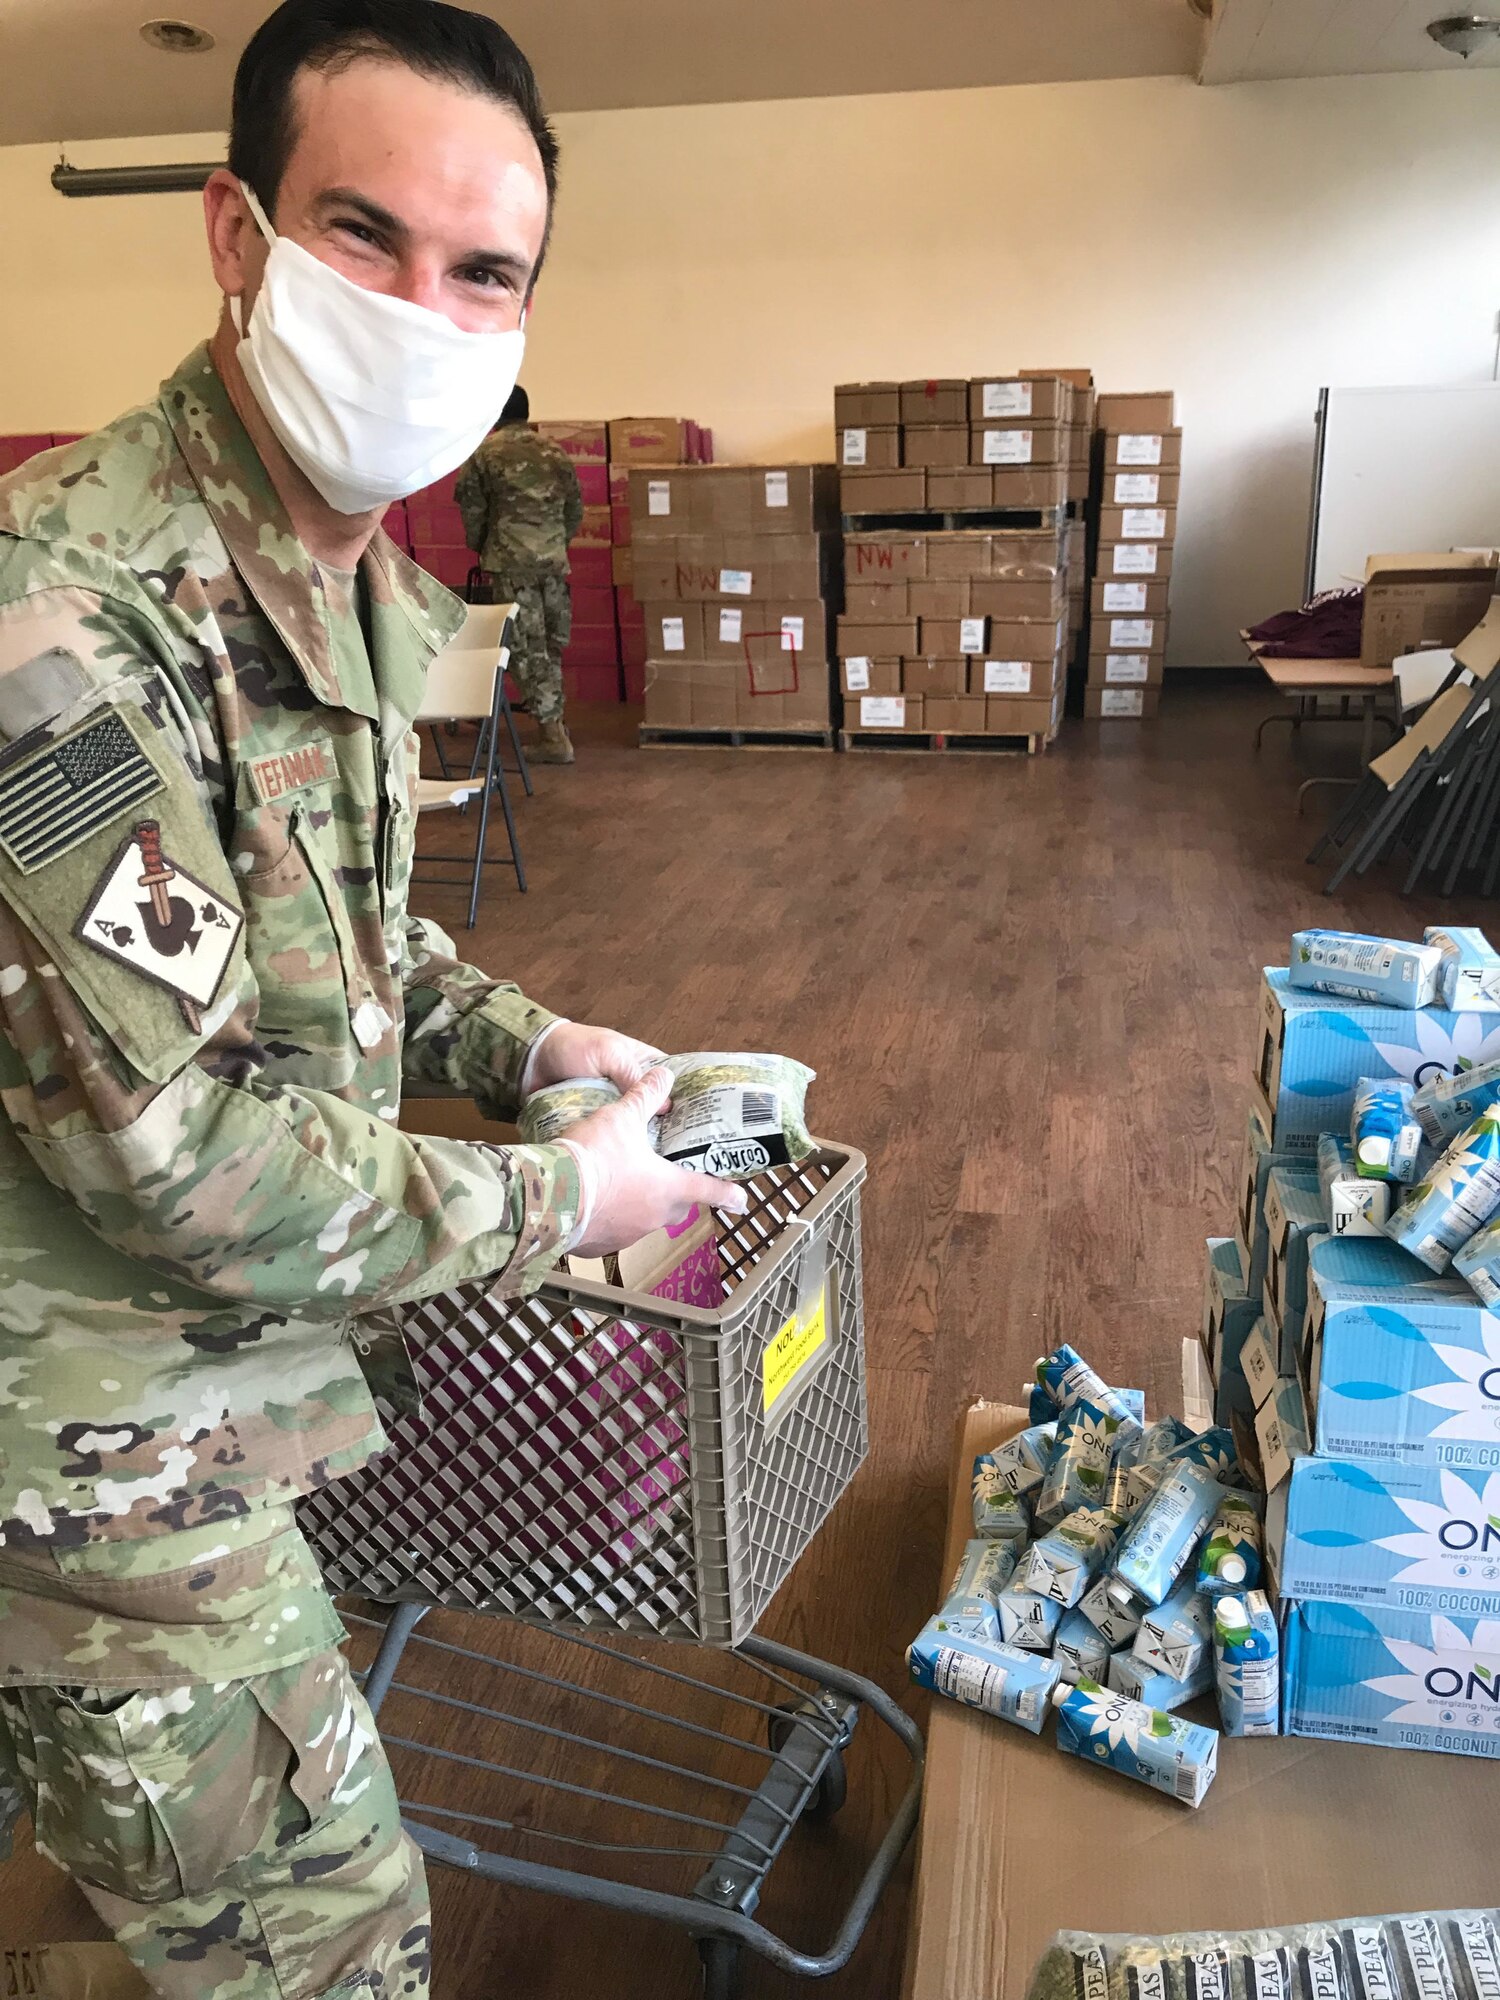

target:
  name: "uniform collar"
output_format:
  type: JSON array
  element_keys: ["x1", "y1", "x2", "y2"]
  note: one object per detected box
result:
[{"x1": 161, "y1": 344, "x2": 465, "y2": 728}]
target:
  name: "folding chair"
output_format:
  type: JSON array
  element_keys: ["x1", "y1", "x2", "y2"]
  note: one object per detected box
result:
[
  {"x1": 427, "y1": 601, "x2": 534, "y2": 799},
  {"x1": 411, "y1": 605, "x2": 527, "y2": 924}
]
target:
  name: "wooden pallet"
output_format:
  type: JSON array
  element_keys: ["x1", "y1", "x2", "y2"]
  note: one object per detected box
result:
[
  {"x1": 840, "y1": 506, "x2": 1068, "y2": 533},
  {"x1": 638, "y1": 724, "x2": 835, "y2": 751},
  {"x1": 837, "y1": 727, "x2": 1053, "y2": 756}
]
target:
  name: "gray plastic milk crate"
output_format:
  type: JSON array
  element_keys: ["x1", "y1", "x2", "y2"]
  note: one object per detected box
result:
[{"x1": 298, "y1": 1144, "x2": 924, "y2": 2000}]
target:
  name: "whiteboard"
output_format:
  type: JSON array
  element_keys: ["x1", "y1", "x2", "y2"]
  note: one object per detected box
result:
[{"x1": 1308, "y1": 384, "x2": 1500, "y2": 595}]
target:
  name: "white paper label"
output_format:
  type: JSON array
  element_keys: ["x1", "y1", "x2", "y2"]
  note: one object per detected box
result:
[
  {"x1": 984, "y1": 660, "x2": 1032, "y2": 694},
  {"x1": 647, "y1": 479, "x2": 672, "y2": 516},
  {"x1": 982, "y1": 381, "x2": 1032, "y2": 418},
  {"x1": 1117, "y1": 433, "x2": 1164, "y2": 466},
  {"x1": 861, "y1": 696, "x2": 906, "y2": 728},
  {"x1": 719, "y1": 568, "x2": 753, "y2": 597},
  {"x1": 959, "y1": 617, "x2": 987, "y2": 654},
  {"x1": 661, "y1": 616, "x2": 685, "y2": 652},
  {"x1": 764, "y1": 470, "x2": 789, "y2": 508},
  {"x1": 1122, "y1": 507, "x2": 1168, "y2": 539},
  {"x1": 1114, "y1": 472, "x2": 1161, "y2": 503},
  {"x1": 1104, "y1": 654, "x2": 1150, "y2": 684},
  {"x1": 718, "y1": 607, "x2": 743, "y2": 643},
  {"x1": 1112, "y1": 543, "x2": 1159, "y2": 575},
  {"x1": 780, "y1": 615, "x2": 805, "y2": 652},
  {"x1": 1111, "y1": 618, "x2": 1155, "y2": 648},
  {"x1": 1099, "y1": 689, "x2": 1144, "y2": 718},
  {"x1": 842, "y1": 429, "x2": 867, "y2": 467},
  {"x1": 845, "y1": 657, "x2": 872, "y2": 691},
  {"x1": 1103, "y1": 582, "x2": 1148, "y2": 612},
  {"x1": 982, "y1": 429, "x2": 1034, "y2": 465}
]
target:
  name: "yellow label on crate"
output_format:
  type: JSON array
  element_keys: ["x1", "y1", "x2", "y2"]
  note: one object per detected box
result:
[{"x1": 763, "y1": 1286, "x2": 829, "y2": 1419}]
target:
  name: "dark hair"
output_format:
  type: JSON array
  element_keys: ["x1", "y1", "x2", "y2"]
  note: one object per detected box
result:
[
  {"x1": 229, "y1": 0, "x2": 559, "y2": 281},
  {"x1": 500, "y1": 385, "x2": 530, "y2": 424}
]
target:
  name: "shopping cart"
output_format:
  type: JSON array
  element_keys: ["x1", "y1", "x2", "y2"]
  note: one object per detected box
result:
[{"x1": 298, "y1": 1144, "x2": 922, "y2": 1999}]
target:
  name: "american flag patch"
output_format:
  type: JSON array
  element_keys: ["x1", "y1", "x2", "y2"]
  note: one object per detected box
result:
[{"x1": 0, "y1": 710, "x2": 163, "y2": 874}]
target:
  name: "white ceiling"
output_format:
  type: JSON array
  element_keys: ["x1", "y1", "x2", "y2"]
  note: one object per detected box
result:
[
  {"x1": 1201, "y1": 0, "x2": 1500, "y2": 83},
  {"x1": 1, "y1": 0, "x2": 1495, "y2": 148}
]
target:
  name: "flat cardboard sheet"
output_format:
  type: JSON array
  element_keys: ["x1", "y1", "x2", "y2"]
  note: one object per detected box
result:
[{"x1": 901, "y1": 1401, "x2": 1499, "y2": 2000}]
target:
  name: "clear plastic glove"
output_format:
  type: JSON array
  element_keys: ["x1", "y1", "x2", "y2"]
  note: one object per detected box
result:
[
  {"x1": 563, "y1": 1066, "x2": 746, "y2": 1258},
  {"x1": 528, "y1": 1021, "x2": 666, "y2": 1096}
]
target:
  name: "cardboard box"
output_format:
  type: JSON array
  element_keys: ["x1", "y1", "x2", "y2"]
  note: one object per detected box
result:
[
  {"x1": 986, "y1": 615, "x2": 1066, "y2": 660},
  {"x1": 1107, "y1": 468, "x2": 1182, "y2": 507},
  {"x1": 990, "y1": 465, "x2": 1068, "y2": 508},
  {"x1": 534, "y1": 420, "x2": 609, "y2": 462},
  {"x1": 900, "y1": 379, "x2": 968, "y2": 426},
  {"x1": 568, "y1": 546, "x2": 613, "y2": 590},
  {"x1": 924, "y1": 532, "x2": 993, "y2": 580},
  {"x1": 1093, "y1": 614, "x2": 1166, "y2": 654},
  {"x1": 840, "y1": 656, "x2": 901, "y2": 697},
  {"x1": 1097, "y1": 540, "x2": 1176, "y2": 580},
  {"x1": 926, "y1": 467, "x2": 994, "y2": 510},
  {"x1": 838, "y1": 615, "x2": 918, "y2": 657},
  {"x1": 1360, "y1": 553, "x2": 1498, "y2": 669},
  {"x1": 968, "y1": 376, "x2": 1070, "y2": 422},
  {"x1": 1303, "y1": 1233, "x2": 1498, "y2": 1472},
  {"x1": 628, "y1": 468, "x2": 696, "y2": 536},
  {"x1": 1023, "y1": 366, "x2": 1094, "y2": 390},
  {"x1": 1084, "y1": 686, "x2": 1162, "y2": 719},
  {"x1": 969, "y1": 577, "x2": 1067, "y2": 622},
  {"x1": 970, "y1": 423, "x2": 1066, "y2": 469},
  {"x1": 641, "y1": 657, "x2": 694, "y2": 726},
  {"x1": 642, "y1": 600, "x2": 705, "y2": 660},
  {"x1": 1262, "y1": 1166, "x2": 1329, "y2": 1368},
  {"x1": 908, "y1": 578, "x2": 971, "y2": 619},
  {"x1": 990, "y1": 530, "x2": 1066, "y2": 581},
  {"x1": 970, "y1": 655, "x2": 1061, "y2": 699},
  {"x1": 1097, "y1": 391, "x2": 1178, "y2": 432},
  {"x1": 902, "y1": 658, "x2": 968, "y2": 697},
  {"x1": 842, "y1": 467, "x2": 927, "y2": 514},
  {"x1": 1066, "y1": 461, "x2": 1091, "y2": 505},
  {"x1": 853, "y1": 692, "x2": 922, "y2": 730},
  {"x1": 903, "y1": 425, "x2": 970, "y2": 470},
  {"x1": 703, "y1": 599, "x2": 827, "y2": 670},
  {"x1": 834, "y1": 382, "x2": 902, "y2": 427},
  {"x1": 985, "y1": 691, "x2": 1060, "y2": 737},
  {"x1": 1104, "y1": 428, "x2": 1184, "y2": 471},
  {"x1": 840, "y1": 425, "x2": 901, "y2": 469},
  {"x1": 1098, "y1": 505, "x2": 1178, "y2": 544},
  {"x1": 1253, "y1": 967, "x2": 1500, "y2": 1157},
  {"x1": 1282, "y1": 1600, "x2": 1500, "y2": 1759},
  {"x1": 1280, "y1": 1453, "x2": 1500, "y2": 1614},
  {"x1": 845, "y1": 534, "x2": 926, "y2": 582},
  {"x1": 1087, "y1": 650, "x2": 1165, "y2": 688},
  {"x1": 611, "y1": 545, "x2": 634, "y2": 588},
  {"x1": 689, "y1": 664, "x2": 740, "y2": 728},
  {"x1": 1091, "y1": 576, "x2": 1171, "y2": 618},
  {"x1": 609, "y1": 416, "x2": 694, "y2": 464},
  {"x1": 919, "y1": 616, "x2": 989, "y2": 656},
  {"x1": 844, "y1": 580, "x2": 911, "y2": 617},
  {"x1": 924, "y1": 695, "x2": 988, "y2": 734},
  {"x1": 665, "y1": 533, "x2": 830, "y2": 602}
]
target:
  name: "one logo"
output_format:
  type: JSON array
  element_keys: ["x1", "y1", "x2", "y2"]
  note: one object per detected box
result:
[
  {"x1": 1423, "y1": 1663, "x2": 1500, "y2": 1704},
  {"x1": 1438, "y1": 1514, "x2": 1500, "y2": 1554},
  {"x1": 704, "y1": 1139, "x2": 770, "y2": 1179}
]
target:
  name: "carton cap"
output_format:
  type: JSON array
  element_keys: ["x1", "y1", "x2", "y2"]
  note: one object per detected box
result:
[
  {"x1": 1219, "y1": 1554, "x2": 1248, "y2": 1585},
  {"x1": 1217, "y1": 1595, "x2": 1248, "y2": 1626}
]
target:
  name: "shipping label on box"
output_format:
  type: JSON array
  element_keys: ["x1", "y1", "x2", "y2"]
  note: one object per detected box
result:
[
  {"x1": 1103, "y1": 581, "x2": 1149, "y2": 613},
  {"x1": 1282, "y1": 1599, "x2": 1500, "y2": 1759},
  {"x1": 981, "y1": 429, "x2": 1034, "y2": 465},
  {"x1": 648, "y1": 479, "x2": 672, "y2": 516},
  {"x1": 843, "y1": 656, "x2": 871, "y2": 692},
  {"x1": 1113, "y1": 472, "x2": 1162, "y2": 504},
  {"x1": 1304, "y1": 1234, "x2": 1500, "y2": 1472},
  {"x1": 764, "y1": 470, "x2": 790, "y2": 509},
  {"x1": 1115, "y1": 433, "x2": 1164, "y2": 466},
  {"x1": 1097, "y1": 689, "x2": 1144, "y2": 718},
  {"x1": 1102, "y1": 654, "x2": 1150, "y2": 684},
  {"x1": 860, "y1": 696, "x2": 908, "y2": 728},
  {"x1": 1254, "y1": 968, "x2": 1500, "y2": 1157},
  {"x1": 780, "y1": 614, "x2": 806, "y2": 653},
  {"x1": 1121, "y1": 507, "x2": 1168, "y2": 540},
  {"x1": 842, "y1": 428, "x2": 868, "y2": 466},
  {"x1": 983, "y1": 660, "x2": 1032, "y2": 695},
  {"x1": 981, "y1": 380, "x2": 1033, "y2": 418},
  {"x1": 1110, "y1": 544, "x2": 1160, "y2": 576},
  {"x1": 661, "y1": 614, "x2": 686, "y2": 652},
  {"x1": 1110, "y1": 617, "x2": 1156, "y2": 649},
  {"x1": 1281, "y1": 1455, "x2": 1500, "y2": 1615},
  {"x1": 718, "y1": 607, "x2": 743, "y2": 644},
  {"x1": 958, "y1": 617, "x2": 988, "y2": 655}
]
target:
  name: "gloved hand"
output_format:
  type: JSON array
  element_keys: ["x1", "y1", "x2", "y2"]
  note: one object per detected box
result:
[
  {"x1": 525, "y1": 1021, "x2": 666, "y2": 1096},
  {"x1": 562, "y1": 1066, "x2": 746, "y2": 1257}
]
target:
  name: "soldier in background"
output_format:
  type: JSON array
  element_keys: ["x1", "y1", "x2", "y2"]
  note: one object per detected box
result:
[{"x1": 457, "y1": 386, "x2": 583, "y2": 763}]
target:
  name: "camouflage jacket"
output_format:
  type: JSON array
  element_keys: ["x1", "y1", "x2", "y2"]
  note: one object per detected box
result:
[
  {"x1": 0, "y1": 345, "x2": 583, "y2": 1553},
  {"x1": 455, "y1": 426, "x2": 584, "y2": 581}
]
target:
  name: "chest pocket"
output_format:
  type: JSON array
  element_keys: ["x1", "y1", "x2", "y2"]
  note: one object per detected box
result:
[{"x1": 237, "y1": 801, "x2": 389, "y2": 1090}]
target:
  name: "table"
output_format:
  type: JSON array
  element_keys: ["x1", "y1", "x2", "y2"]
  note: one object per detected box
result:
[
  {"x1": 1244, "y1": 634, "x2": 1399, "y2": 807},
  {"x1": 901, "y1": 1401, "x2": 1499, "y2": 2000}
]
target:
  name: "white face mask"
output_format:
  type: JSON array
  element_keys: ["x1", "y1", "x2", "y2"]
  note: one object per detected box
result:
[{"x1": 230, "y1": 182, "x2": 527, "y2": 517}]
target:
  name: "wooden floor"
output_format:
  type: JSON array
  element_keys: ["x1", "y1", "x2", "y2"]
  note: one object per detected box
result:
[{"x1": 8, "y1": 683, "x2": 1492, "y2": 1997}]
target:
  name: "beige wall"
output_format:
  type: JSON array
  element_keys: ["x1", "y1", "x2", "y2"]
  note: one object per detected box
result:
[{"x1": 4, "y1": 70, "x2": 1500, "y2": 663}]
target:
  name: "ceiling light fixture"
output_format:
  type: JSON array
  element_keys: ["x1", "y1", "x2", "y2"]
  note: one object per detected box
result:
[
  {"x1": 139, "y1": 18, "x2": 216, "y2": 54},
  {"x1": 1426, "y1": 13, "x2": 1500, "y2": 57}
]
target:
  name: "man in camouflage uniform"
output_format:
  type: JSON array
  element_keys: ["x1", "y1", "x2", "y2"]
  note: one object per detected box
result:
[
  {"x1": 0, "y1": 4, "x2": 738, "y2": 1995},
  {"x1": 456, "y1": 387, "x2": 583, "y2": 765}
]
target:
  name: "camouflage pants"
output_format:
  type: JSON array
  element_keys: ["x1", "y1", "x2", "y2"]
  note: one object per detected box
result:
[
  {"x1": 0, "y1": 1653, "x2": 429, "y2": 1999},
  {"x1": 502, "y1": 574, "x2": 571, "y2": 725}
]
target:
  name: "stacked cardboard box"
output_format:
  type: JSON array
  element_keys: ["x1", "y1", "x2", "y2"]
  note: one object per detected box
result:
[
  {"x1": 1201, "y1": 959, "x2": 1500, "y2": 1761},
  {"x1": 632, "y1": 464, "x2": 840, "y2": 736},
  {"x1": 601, "y1": 417, "x2": 714, "y2": 700},
  {"x1": 1087, "y1": 391, "x2": 1180, "y2": 721},
  {"x1": 836, "y1": 527, "x2": 1066, "y2": 741},
  {"x1": 836, "y1": 377, "x2": 1072, "y2": 519}
]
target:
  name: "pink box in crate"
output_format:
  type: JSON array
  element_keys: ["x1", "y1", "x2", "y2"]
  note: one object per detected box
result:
[
  {"x1": 569, "y1": 546, "x2": 613, "y2": 589},
  {"x1": 576, "y1": 463, "x2": 609, "y2": 506}
]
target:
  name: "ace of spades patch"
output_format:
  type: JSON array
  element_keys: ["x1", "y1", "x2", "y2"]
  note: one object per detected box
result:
[{"x1": 76, "y1": 819, "x2": 243, "y2": 1030}]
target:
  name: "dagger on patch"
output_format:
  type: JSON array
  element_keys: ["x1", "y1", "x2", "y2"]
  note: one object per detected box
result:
[{"x1": 135, "y1": 819, "x2": 203, "y2": 1030}]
